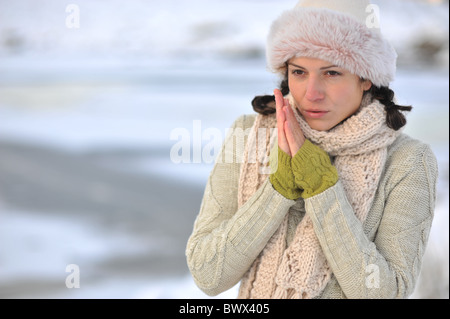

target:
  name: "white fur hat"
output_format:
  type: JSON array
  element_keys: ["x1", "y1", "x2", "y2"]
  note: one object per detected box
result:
[{"x1": 266, "y1": 0, "x2": 397, "y2": 87}]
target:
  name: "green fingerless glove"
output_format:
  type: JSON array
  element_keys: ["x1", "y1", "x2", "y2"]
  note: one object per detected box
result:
[
  {"x1": 291, "y1": 139, "x2": 339, "y2": 199},
  {"x1": 269, "y1": 144, "x2": 302, "y2": 200}
]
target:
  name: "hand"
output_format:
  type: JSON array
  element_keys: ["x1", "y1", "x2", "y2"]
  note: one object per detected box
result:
[{"x1": 274, "y1": 89, "x2": 306, "y2": 157}]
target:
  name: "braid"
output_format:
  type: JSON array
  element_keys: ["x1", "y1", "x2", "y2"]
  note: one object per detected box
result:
[
  {"x1": 252, "y1": 71, "x2": 290, "y2": 115},
  {"x1": 369, "y1": 86, "x2": 412, "y2": 131},
  {"x1": 280, "y1": 76, "x2": 290, "y2": 96}
]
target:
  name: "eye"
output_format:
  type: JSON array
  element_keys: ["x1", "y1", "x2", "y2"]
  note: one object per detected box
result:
[
  {"x1": 291, "y1": 69, "x2": 305, "y2": 76},
  {"x1": 325, "y1": 70, "x2": 342, "y2": 76}
]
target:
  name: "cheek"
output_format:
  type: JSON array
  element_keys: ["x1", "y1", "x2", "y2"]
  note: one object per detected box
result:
[
  {"x1": 288, "y1": 81, "x2": 305, "y2": 102},
  {"x1": 335, "y1": 84, "x2": 364, "y2": 106}
]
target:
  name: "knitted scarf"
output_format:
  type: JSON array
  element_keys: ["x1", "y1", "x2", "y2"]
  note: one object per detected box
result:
[{"x1": 237, "y1": 94, "x2": 401, "y2": 299}]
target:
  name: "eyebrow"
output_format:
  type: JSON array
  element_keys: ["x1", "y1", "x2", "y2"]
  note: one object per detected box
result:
[{"x1": 287, "y1": 62, "x2": 339, "y2": 70}]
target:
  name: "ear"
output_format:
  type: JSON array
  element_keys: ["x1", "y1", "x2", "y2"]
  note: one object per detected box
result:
[{"x1": 362, "y1": 80, "x2": 372, "y2": 92}]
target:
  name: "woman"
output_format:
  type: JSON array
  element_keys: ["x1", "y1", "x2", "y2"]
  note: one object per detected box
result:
[{"x1": 186, "y1": 0, "x2": 438, "y2": 299}]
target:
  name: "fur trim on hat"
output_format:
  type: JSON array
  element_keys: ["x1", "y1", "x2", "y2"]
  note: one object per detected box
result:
[{"x1": 266, "y1": 7, "x2": 397, "y2": 87}]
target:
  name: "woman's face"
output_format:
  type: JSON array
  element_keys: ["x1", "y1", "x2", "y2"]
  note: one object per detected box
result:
[{"x1": 288, "y1": 57, "x2": 372, "y2": 131}]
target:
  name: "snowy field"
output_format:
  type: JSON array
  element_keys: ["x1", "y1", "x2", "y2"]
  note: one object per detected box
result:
[{"x1": 0, "y1": 0, "x2": 448, "y2": 299}]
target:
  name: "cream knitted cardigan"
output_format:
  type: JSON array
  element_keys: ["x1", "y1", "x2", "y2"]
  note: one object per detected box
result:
[
  {"x1": 237, "y1": 96, "x2": 400, "y2": 299},
  {"x1": 186, "y1": 108, "x2": 438, "y2": 299}
]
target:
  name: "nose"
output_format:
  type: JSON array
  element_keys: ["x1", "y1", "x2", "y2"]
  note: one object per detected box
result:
[{"x1": 305, "y1": 76, "x2": 325, "y2": 102}]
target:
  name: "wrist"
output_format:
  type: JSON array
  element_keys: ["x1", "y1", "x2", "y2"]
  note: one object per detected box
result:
[
  {"x1": 269, "y1": 145, "x2": 302, "y2": 200},
  {"x1": 291, "y1": 140, "x2": 339, "y2": 198}
]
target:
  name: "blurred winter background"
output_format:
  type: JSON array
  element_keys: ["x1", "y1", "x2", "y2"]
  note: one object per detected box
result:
[{"x1": 0, "y1": 0, "x2": 448, "y2": 299}]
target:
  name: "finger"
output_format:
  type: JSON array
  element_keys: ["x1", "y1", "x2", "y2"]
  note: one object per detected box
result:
[
  {"x1": 274, "y1": 89, "x2": 290, "y2": 156},
  {"x1": 285, "y1": 121, "x2": 302, "y2": 157},
  {"x1": 278, "y1": 116, "x2": 291, "y2": 156},
  {"x1": 274, "y1": 89, "x2": 286, "y2": 122},
  {"x1": 284, "y1": 105, "x2": 305, "y2": 156},
  {"x1": 282, "y1": 98, "x2": 302, "y2": 154}
]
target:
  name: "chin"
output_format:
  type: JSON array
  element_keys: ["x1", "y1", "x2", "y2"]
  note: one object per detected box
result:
[{"x1": 306, "y1": 121, "x2": 334, "y2": 132}]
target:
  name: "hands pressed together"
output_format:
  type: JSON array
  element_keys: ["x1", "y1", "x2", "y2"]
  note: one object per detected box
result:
[
  {"x1": 274, "y1": 89, "x2": 305, "y2": 157},
  {"x1": 269, "y1": 89, "x2": 338, "y2": 200}
]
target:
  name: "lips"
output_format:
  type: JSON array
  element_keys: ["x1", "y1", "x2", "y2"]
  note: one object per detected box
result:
[{"x1": 303, "y1": 109, "x2": 329, "y2": 119}]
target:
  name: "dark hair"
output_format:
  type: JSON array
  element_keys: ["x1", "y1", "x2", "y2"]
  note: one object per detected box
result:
[
  {"x1": 252, "y1": 74, "x2": 412, "y2": 131},
  {"x1": 368, "y1": 85, "x2": 412, "y2": 130}
]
